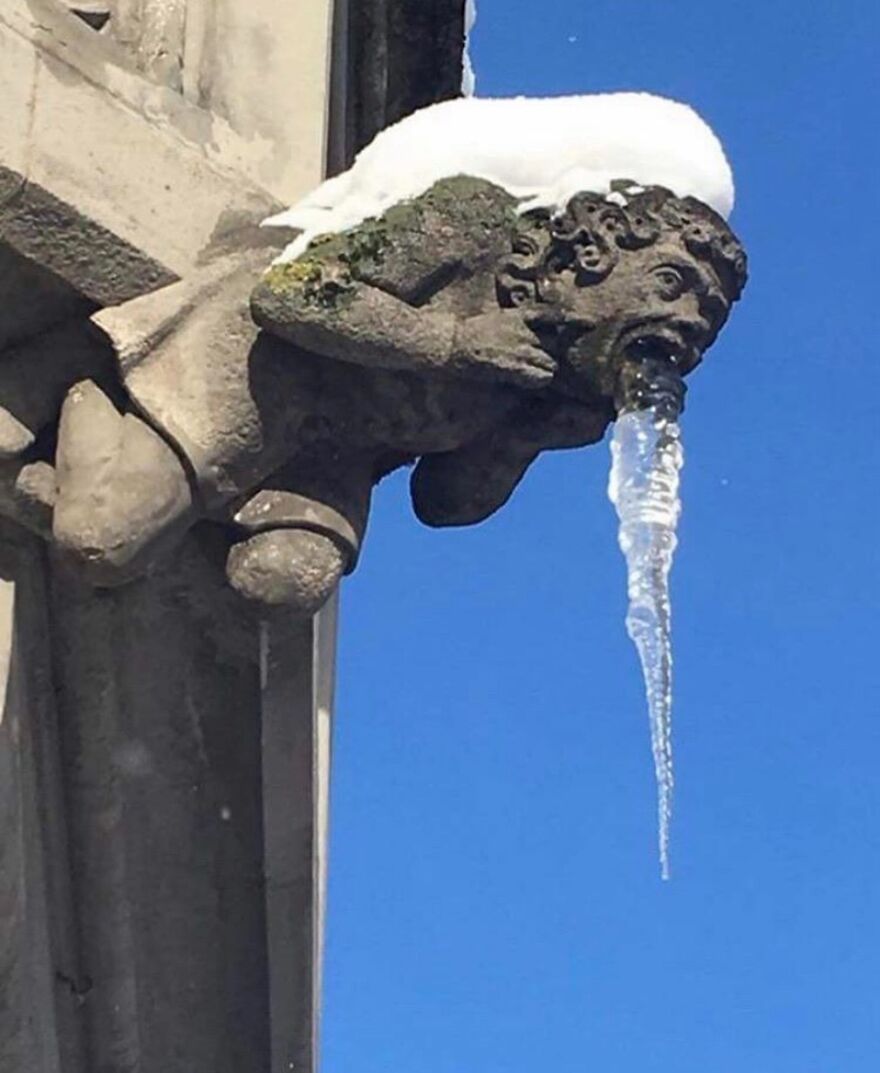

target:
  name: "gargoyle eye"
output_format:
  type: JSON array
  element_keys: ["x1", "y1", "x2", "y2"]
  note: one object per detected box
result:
[{"x1": 652, "y1": 266, "x2": 685, "y2": 300}]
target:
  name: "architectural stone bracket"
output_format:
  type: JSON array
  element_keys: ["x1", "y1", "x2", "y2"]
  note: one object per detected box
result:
[{"x1": 0, "y1": 175, "x2": 747, "y2": 612}]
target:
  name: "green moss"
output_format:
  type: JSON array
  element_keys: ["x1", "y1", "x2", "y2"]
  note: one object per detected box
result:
[
  {"x1": 260, "y1": 217, "x2": 391, "y2": 299},
  {"x1": 272, "y1": 215, "x2": 394, "y2": 279},
  {"x1": 261, "y1": 258, "x2": 354, "y2": 312},
  {"x1": 262, "y1": 260, "x2": 324, "y2": 293},
  {"x1": 342, "y1": 217, "x2": 390, "y2": 271},
  {"x1": 260, "y1": 175, "x2": 519, "y2": 305}
]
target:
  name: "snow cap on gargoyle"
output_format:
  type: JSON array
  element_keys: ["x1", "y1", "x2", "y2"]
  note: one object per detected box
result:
[{"x1": 264, "y1": 92, "x2": 735, "y2": 262}]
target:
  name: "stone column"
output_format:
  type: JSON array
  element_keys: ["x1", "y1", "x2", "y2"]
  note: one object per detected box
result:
[
  {"x1": 0, "y1": 3, "x2": 471, "y2": 1068},
  {"x1": 0, "y1": 2, "x2": 337, "y2": 1069}
]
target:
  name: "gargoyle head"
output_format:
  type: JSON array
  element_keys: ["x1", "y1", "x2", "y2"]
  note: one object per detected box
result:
[{"x1": 497, "y1": 184, "x2": 747, "y2": 417}]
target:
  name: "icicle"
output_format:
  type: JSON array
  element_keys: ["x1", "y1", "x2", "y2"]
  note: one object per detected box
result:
[
  {"x1": 608, "y1": 407, "x2": 684, "y2": 880},
  {"x1": 462, "y1": 0, "x2": 477, "y2": 96}
]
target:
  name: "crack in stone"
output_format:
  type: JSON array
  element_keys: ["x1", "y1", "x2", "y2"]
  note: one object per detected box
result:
[{"x1": 55, "y1": 969, "x2": 93, "y2": 1000}]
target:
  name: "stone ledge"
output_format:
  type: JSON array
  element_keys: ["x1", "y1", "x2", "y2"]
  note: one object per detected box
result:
[{"x1": 0, "y1": 0, "x2": 283, "y2": 342}]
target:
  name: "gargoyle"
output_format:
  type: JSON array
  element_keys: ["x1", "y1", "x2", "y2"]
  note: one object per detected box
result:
[{"x1": 0, "y1": 177, "x2": 745, "y2": 611}]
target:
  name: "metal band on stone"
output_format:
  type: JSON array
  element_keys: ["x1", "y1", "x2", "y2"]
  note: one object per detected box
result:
[{"x1": 233, "y1": 490, "x2": 363, "y2": 572}]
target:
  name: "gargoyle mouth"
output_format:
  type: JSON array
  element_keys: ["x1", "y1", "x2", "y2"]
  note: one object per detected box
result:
[
  {"x1": 613, "y1": 323, "x2": 690, "y2": 420},
  {"x1": 615, "y1": 319, "x2": 699, "y2": 373}
]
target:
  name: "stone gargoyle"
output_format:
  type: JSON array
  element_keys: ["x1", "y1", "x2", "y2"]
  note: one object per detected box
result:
[{"x1": 0, "y1": 177, "x2": 746, "y2": 612}]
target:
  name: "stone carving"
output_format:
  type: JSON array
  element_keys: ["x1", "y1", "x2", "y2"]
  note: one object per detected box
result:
[{"x1": 0, "y1": 177, "x2": 745, "y2": 611}]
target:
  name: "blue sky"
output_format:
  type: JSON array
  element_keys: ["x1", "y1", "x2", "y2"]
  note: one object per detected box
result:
[{"x1": 323, "y1": 3, "x2": 880, "y2": 1070}]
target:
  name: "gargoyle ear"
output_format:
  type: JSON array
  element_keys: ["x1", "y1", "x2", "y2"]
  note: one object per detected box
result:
[{"x1": 496, "y1": 232, "x2": 541, "y2": 308}]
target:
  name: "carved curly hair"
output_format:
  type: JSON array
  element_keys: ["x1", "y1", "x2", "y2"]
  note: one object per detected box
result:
[{"x1": 496, "y1": 183, "x2": 747, "y2": 311}]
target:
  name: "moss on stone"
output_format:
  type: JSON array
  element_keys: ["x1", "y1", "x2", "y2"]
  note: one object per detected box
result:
[
  {"x1": 419, "y1": 176, "x2": 519, "y2": 226},
  {"x1": 260, "y1": 258, "x2": 354, "y2": 313},
  {"x1": 258, "y1": 175, "x2": 519, "y2": 307},
  {"x1": 262, "y1": 260, "x2": 324, "y2": 293},
  {"x1": 342, "y1": 217, "x2": 391, "y2": 272}
]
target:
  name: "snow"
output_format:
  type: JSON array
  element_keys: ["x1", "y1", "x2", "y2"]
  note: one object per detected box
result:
[
  {"x1": 265, "y1": 92, "x2": 735, "y2": 262},
  {"x1": 462, "y1": 0, "x2": 477, "y2": 96}
]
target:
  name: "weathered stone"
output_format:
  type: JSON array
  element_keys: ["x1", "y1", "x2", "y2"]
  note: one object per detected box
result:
[
  {"x1": 56, "y1": 0, "x2": 337, "y2": 203},
  {"x1": 2, "y1": 176, "x2": 743, "y2": 609},
  {"x1": 227, "y1": 530, "x2": 346, "y2": 610},
  {"x1": 0, "y1": 0, "x2": 283, "y2": 327},
  {"x1": 0, "y1": 4, "x2": 474, "y2": 1070},
  {"x1": 410, "y1": 395, "x2": 612, "y2": 526},
  {"x1": 0, "y1": 243, "x2": 94, "y2": 353},
  {"x1": 52, "y1": 380, "x2": 195, "y2": 584},
  {"x1": 234, "y1": 489, "x2": 364, "y2": 568},
  {"x1": 0, "y1": 320, "x2": 114, "y2": 455},
  {"x1": 0, "y1": 461, "x2": 55, "y2": 539}
]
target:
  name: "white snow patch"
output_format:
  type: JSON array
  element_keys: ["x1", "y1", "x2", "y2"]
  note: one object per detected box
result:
[
  {"x1": 462, "y1": 0, "x2": 477, "y2": 96},
  {"x1": 265, "y1": 92, "x2": 735, "y2": 263}
]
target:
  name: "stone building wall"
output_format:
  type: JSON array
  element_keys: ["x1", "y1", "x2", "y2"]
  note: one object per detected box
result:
[{"x1": 0, "y1": 2, "x2": 468, "y2": 1069}]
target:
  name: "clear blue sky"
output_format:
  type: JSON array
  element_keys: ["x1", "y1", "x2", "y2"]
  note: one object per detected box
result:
[{"x1": 323, "y1": 3, "x2": 880, "y2": 1070}]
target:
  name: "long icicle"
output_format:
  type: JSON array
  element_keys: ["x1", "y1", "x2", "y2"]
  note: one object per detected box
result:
[{"x1": 608, "y1": 408, "x2": 684, "y2": 880}]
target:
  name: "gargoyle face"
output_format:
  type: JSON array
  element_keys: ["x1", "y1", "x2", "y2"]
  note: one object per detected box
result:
[
  {"x1": 554, "y1": 240, "x2": 730, "y2": 415},
  {"x1": 498, "y1": 186, "x2": 746, "y2": 418}
]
